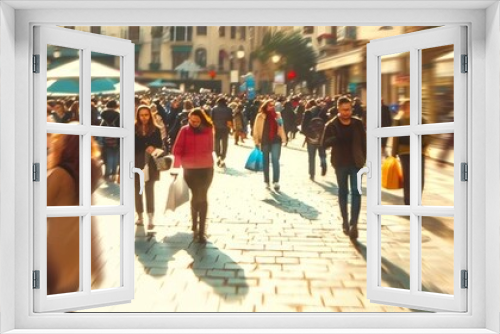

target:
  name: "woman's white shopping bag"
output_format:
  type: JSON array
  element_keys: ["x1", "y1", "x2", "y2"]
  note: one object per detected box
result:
[{"x1": 165, "y1": 174, "x2": 189, "y2": 212}]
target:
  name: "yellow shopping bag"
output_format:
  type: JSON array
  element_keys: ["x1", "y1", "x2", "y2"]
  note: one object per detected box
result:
[{"x1": 382, "y1": 156, "x2": 403, "y2": 189}]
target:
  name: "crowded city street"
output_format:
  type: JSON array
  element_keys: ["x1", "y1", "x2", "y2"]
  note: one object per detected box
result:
[{"x1": 83, "y1": 133, "x2": 454, "y2": 313}]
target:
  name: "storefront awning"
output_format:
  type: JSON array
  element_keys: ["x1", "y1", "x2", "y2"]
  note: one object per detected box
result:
[
  {"x1": 171, "y1": 45, "x2": 193, "y2": 53},
  {"x1": 316, "y1": 48, "x2": 364, "y2": 71}
]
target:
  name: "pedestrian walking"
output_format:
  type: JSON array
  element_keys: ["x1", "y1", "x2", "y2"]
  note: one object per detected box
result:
[
  {"x1": 135, "y1": 105, "x2": 163, "y2": 229},
  {"x1": 50, "y1": 100, "x2": 72, "y2": 123},
  {"x1": 381, "y1": 99, "x2": 392, "y2": 157},
  {"x1": 322, "y1": 96, "x2": 366, "y2": 240},
  {"x1": 211, "y1": 96, "x2": 233, "y2": 168},
  {"x1": 391, "y1": 98, "x2": 429, "y2": 205},
  {"x1": 253, "y1": 99, "x2": 287, "y2": 191},
  {"x1": 301, "y1": 99, "x2": 328, "y2": 180},
  {"x1": 282, "y1": 98, "x2": 297, "y2": 142},
  {"x1": 100, "y1": 100, "x2": 121, "y2": 182},
  {"x1": 46, "y1": 131, "x2": 103, "y2": 294},
  {"x1": 172, "y1": 108, "x2": 214, "y2": 243},
  {"x1": 169, "y1": 99, "x2": 194, "y2": 145},
  {"x1": 232, "y1": 103, "x2": 246, "y2": 145}
]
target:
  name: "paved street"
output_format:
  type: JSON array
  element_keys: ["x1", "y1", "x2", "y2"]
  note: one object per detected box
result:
[{"x1": 83, "y1": 135, "x2": 454, "y2": 313}]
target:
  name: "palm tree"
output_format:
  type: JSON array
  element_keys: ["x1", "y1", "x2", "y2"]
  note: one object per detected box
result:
[{"x1": 252, "y1": 31, "x2": 318, "y2": 93}]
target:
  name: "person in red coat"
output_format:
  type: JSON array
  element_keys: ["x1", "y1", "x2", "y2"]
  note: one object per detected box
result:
[{"x1": 172, "y1": 108, "x2": 214, "y2": 243}]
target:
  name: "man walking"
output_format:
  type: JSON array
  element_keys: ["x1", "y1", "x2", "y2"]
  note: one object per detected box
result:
[
  {"x1": 322, "y1": 96, "x2": 366, "y2": 240},
  {"x1": 211, "y1": 96, "x2": 233, "y2": 168}
]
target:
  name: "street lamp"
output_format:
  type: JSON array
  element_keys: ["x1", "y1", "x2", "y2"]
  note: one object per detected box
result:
[
  {"x1": 271, "y1": 54, "x2": 281, "y2": 64},
  {"x1": 236, "y1": 47, "x2": 245, "y2": 76},
  {"x1": 53, "y1": 47, "x2": 61, "y2": 58}
]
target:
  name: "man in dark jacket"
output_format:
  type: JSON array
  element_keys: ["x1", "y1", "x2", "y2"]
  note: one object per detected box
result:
[
  {"x1": 211, "y1": 96, "x2": 233, "y2": 167},
  {"x1": 322, "y1": 96, "x2": 366, "y2": 240}
]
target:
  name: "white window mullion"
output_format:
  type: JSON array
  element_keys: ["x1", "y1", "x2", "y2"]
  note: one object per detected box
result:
[
  {"x1": 81, "y1": 48, "x2": 92, "y2": 295},
  {"x1": 409, "y1": 47, "x2": 420, "y2": 296}
]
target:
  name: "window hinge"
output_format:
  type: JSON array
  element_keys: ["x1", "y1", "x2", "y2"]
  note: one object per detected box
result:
[
  {"x1": 461, "y1": 54, "x2": 468, "y2": 73},
  {"x1": 461, "y1": 270, "x2": 468, "y2": 289},
  {"x1": 33, "y1": 163, "x2": 40, "y2": 182},
  {"x1": 33, "y1": 54, "x2": 40, "y2": 73},
  {"x1": 33, "y1": 270, "x2": 40, "y2": 289},
  {"x1": 461, "y1": 162, "x2": 468, "y2": 181}
]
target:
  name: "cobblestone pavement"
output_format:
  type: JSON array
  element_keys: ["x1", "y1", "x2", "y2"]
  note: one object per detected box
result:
[{"x1": 83, "y1": 135, "x2": 454, "y2": 313}]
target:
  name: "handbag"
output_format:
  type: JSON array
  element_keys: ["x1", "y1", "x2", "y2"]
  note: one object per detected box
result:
[
  {"x1": 151, "y1": 148, "x2": 172, "y2": 171},
  {"x1": 245, "y1": 147, "x2": 264, "y2": 172},
  {"x1": 165, "y1": 173, "x2": 190, "y2": 212},
  {"x1": 381, "y1": 156, "x2": 403, "y2": 189}
]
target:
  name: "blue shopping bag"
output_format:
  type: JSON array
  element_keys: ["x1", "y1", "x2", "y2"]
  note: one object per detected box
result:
[{"x1": 245, "y1": 147, "x2": 264, "y2": 172}]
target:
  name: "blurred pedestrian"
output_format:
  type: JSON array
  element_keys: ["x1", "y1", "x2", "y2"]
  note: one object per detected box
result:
[
  {"x1": 46, "y1": 131, "x2": 103, "y2": 294},
  {"x1": 172, "y1": 108, "x2": 214, "y2": 243},
  {"x1": 323, "y1": 96, "x2": 366, "y2": 240},
  {"x1": 253, "y1": 99, "x2": 287, "y2": 191},
  {"x1": 135, "y1": 105, "x2": 163, "y2": 229},
  {"x1": 232, "y1": 103, "x2": 246, "y2": 145},
  {"x1": 391, "y1": 99, "x2": 429, "y2": 205},
  {"x1": 169, "y1": 99, "x2": 193, "y2": 145},
  {"x1": 211, "y1": 96, "x2": 233, "y2": 168},
  {"x1": 50, "y1": 100, "x2": 71, "y2": 123},
  {"x1": 282, "y1": 98, "x2": 297, "y2": 142},
  {"x1": 301, "y1": 99, "x2": 328, "y2": 180},
  {"x1": 100, "y1": 100, "x2": 121, "y2": 182},
  {"x1": 381, "y1": 99, "x2": 392, "y2": 157}
]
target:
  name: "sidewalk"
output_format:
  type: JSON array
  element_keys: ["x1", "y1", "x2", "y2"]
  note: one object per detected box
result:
[{"x1": 83, "y1": 137, "x2": 454, "y2": 313}]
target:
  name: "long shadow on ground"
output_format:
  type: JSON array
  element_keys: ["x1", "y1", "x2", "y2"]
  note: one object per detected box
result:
[
  {"x1": 135, "y1": 230, "x2": 248, "y2": 302},
  {"x1": 262, "y1": 190, "x2": 319, "y2": 220}
]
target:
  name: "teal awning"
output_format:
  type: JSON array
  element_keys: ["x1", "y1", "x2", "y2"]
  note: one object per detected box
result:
[{"x1": 171, "y1": 45, "x2": 193, "y2": 53}]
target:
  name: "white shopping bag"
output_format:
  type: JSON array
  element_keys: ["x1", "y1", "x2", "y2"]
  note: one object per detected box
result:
[{"x1": 165, "y1": 173, "x2": 189, "y2": 212}]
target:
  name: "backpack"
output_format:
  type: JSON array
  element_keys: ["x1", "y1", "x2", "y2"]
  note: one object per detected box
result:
[{"x1": 306, "y1": 116, "x2": 326, "y2": 145}]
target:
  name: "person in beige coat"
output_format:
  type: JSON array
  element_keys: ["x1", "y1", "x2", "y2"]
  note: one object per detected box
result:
[{"x1": 253, "y1": 99, "x2": 287, "y2": 191}]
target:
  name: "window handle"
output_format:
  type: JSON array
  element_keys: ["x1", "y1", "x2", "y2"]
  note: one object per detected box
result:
[
  {"x1": 130, "y1": 162, "x2": 144, "y2": 195},
  {"x1": 357, "y1": 162, "x2": 371, "y2": 195}
]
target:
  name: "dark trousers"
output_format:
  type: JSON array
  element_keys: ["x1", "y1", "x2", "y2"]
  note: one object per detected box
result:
[
  {"x1": 335, "y1": 166, "x2": 361, "y2": 227},
  {"x1": 398, "y1": 154, "x2": 425, "y2": 205},
  {"x1": 306, "y1": 143, "x2": 326, "y2": 177},
  {"x1": 214, "y1": 128, "x2": 229, "y2": 160},
  {"x1": 184, "y1": 168, "x2": 214, "y2": 234},
  {"x1": 135, "y1": 178, "x2": 155, "y2": 214}
]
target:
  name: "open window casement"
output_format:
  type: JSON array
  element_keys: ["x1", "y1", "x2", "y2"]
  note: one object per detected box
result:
[
  {"x1": 33, "y1": 25, "x2": 136, "y2": 312},
  {"x1": 364, "y1": 25, "x2": 467, "y2": 312}
]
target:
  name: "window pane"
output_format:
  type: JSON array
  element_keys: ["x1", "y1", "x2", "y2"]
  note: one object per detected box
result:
[
  {"x1": 421, "y1": 134, "x2": 454, "y2": 206},
  {"x1": 380, "y1": 215, "x2": 410, "y2": 290},
  {"x1": 47, "y1": 134, "x2": 80, "y2": 206},
  {"x1": 381, "y1": 137, "x2": 409, "y2": 206},
  {"x1": 92, "y1": 216, "x2": 121, "y2": 290},
  {"x1": 47, "y1": 45, "x2": 80, "y2": 124},
  {"x1": 47, "y1": 216, "x2": 81, "y2": 295},
  {"x1": 92, "y1": 136, "x2": 120, "y2": 205},
  {"x1": 421, "y1": 216, "x2": 454, "y2": 295},
  {"x1": 380, "y1": 51, "x2": 410, "y2": 127},
  {"x1": 91, "y1": 52, "x2": 121, "y2": 127},
  {"x1": 421, "y1": 45, "x2": 454, "y2": 124}
]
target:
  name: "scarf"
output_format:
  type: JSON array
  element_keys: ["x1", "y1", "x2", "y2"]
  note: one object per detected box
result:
[{"x1": 266, "y1": 109, "x2": 278, "y2": 142}]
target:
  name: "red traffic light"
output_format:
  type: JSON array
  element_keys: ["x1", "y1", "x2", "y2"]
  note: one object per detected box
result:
[{"x1": 287, "y1": 70, "x2": 297, "y2": 81}]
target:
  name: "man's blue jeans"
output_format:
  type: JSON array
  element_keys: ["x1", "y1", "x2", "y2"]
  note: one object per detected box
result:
[
  {"x1": 335, "y1": 165, "x2": 361, "y2": 226},
  {"x1": 261, "y1": 142, "x2": 281, "y2": 184},
  {"x1": 306, "y1": 143, "x2": 327, "y2": 177}
]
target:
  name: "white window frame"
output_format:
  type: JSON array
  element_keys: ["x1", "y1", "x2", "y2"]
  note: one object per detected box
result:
[
  {"x1": 365, "y1": 26, "x2": 467, "y2": 312},
  {"x1": 1, "y1": 2, "x2": 499, "y2": 333},
  {"x1": 33, "y1": 25, "x2": 136, "y2": 313}
]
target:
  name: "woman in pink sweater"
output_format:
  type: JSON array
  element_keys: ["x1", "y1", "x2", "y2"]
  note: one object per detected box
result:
[{"x1": 172, "y1": 108, "x2": 214, "y2": 243}]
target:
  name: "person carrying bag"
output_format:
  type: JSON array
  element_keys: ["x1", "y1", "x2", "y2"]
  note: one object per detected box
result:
[{"x1": 171, "y1": 108, "x2": 214, "y2": 243}]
